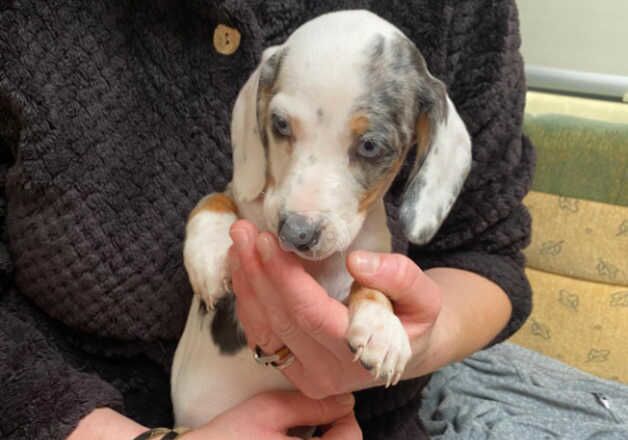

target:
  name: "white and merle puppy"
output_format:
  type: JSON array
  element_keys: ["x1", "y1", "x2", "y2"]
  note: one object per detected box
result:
[{"x1": 171, "y1": 10, "x2": 471, "y2": 429}]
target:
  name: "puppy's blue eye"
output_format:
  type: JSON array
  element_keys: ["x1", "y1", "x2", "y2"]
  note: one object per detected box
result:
[
  {"x1": 357, "y1": 139, "x2": 382, "y2": 158},
  {"x1": 272, "y1": 114, "x2": 292, "y2": 137}
]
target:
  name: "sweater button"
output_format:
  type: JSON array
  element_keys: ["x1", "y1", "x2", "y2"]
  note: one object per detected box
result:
[{"x1": 213, "y1": 24, "x2": 241, "y2": 55}]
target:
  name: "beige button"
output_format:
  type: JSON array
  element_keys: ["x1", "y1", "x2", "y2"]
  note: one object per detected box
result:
[{"x1": 213, "y1": 24, "x2": 241, "y2": 55}]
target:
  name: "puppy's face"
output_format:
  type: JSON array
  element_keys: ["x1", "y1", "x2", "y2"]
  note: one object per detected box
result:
[{"x1": 231, "y1": 11, "x2": 471, "y2": 260}]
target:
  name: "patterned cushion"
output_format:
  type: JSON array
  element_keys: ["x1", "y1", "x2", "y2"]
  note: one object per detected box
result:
[
  {"x1": 523, "y1": 191, "x2": 627, "y2": 285},
  {"x1": 512, "y1": 257, "x2": 628, "y2": 383},
  {"x1": 512, "y1": 99, "x2": 628, "y2": 383}
]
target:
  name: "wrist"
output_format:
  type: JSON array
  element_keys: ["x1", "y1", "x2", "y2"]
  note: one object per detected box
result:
[
  {"x1": 404, "y1": 266, "x2": 511, "y2": 379},
  {"x1": 404, "y1": 270, "x2": 462, "y2": 378}
]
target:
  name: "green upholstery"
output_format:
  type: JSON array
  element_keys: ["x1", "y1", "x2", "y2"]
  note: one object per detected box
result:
[{"x1": 524, "y1": 114, "x2": 628, "y2": 206}]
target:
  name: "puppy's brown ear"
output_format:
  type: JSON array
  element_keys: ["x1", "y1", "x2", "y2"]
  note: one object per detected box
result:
[
  {"x1": 231, "y1": 46, "x2": 284, "y2": 202},
  {"x1": 400, "y1": 79, "x2": 472, "y2": 245}
]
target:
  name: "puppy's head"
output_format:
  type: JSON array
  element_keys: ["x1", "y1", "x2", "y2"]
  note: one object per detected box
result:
[{"x1": 231, "y1": 10, "x2": 471, "y2": 260}]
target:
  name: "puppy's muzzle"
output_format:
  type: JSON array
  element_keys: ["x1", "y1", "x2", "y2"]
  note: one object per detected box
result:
[{"x1": 278, "y1": 212, "x2": 321, "y2": 252}]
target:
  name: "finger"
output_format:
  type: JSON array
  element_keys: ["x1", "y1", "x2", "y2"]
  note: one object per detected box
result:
[
  {"x1": 232, "y1": 224, "x2": 344, "y2": 361},
  {"x1": 248, "y1": 391, "x2": 355, "y2": 431},
  {"x1": 229, "y1": 246, "x2": 283, "y2": 351},
  {"x1": 254, "y1": 232, "x2": 350, "y2": 356},
  {"x1": 230, "y1": 221, "x2": 291, "y2": 353},
  {"x1": 347, "y1": 251, "x2": 441, "y2": 321},
  {"x1": 320, "y1": 412, "x2": 362, "y2": 440}
]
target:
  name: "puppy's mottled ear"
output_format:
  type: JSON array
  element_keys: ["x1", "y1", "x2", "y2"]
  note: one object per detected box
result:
[
  {"x1": 231, "y1": 46, "x2": 283, "y2": 202},
  {"x1": 400, "y1": 79, "x2": 472, "y2": 245}
]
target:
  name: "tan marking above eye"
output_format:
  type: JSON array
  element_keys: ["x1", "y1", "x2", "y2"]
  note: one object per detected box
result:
[
  {"x1": 288, "y1": 115, "x2": 302, "y2": 140},
  {"x1": 189, "y1": 193, "x2": 238, "y2": 220},
  {"x1": 349, "y1": 114, "x2": 370, "y2": 137}
]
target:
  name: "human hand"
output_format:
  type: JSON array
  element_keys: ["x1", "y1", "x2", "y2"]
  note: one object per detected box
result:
[
  {"x1": 184, "y1": 391, "x2": 360, "y2": 440},
  {"x1": 69, "y1": 391, "x2": 359, "y2": 440},
  {"x1": 228, "y1": 220, "x2": 442, "y2": 398}
]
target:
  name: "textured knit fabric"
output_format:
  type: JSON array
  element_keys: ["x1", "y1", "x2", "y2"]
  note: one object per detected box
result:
[{"x1": 0, "y1": 1, "x2": 534, "y2": 439}]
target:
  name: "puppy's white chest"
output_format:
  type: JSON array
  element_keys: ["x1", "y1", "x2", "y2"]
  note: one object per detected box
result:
[{"x1": 303, "y1": 256, "x2": 354, "y2": 302}]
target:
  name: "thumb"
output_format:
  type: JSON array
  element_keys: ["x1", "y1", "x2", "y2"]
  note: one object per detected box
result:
[
  {"x1": 250, "y1": 391, "x2": 355, "y2": 431},
  {"x1": 346, "y1": 251, "x2": 440, "y2": 317}
]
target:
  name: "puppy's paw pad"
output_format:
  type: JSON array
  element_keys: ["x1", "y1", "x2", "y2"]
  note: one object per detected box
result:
[{"x1": 347, "y1": 301, "x2": 411, "y2": 387}]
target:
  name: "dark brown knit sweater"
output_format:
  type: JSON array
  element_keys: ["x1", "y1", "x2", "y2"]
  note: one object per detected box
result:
[{"x1": 0, "y1": 1, "x2": 534, "y2": 439}]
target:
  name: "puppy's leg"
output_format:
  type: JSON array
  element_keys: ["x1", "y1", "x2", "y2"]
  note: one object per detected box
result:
[
  {"x1": 183, "y1": 193, "x2": 238, "y2": 309},
  {"x1": 346, "y1": 282, "x2": 412, "y2": 387}
]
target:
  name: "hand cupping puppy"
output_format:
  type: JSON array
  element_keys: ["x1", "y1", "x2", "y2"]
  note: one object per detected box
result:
[{"x1": 229, "y1": 220, "x2": 443, "y2": 398}]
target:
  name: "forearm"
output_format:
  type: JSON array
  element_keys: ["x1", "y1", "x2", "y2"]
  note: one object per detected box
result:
[{"x1": 405, "y1": 267, "x2": 512, "y2": 378}]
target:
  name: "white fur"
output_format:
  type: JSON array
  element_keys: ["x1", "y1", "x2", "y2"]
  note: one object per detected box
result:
[
  {"x1": 231, "y1": 46, "x2": 281, "y2": 202},
  {"x1": 402, "y1": 97, "x2": 472, "y2": 244},
  {"x1": 347, "y1": 300, "x2": 411, "y2": 386},
  {"x1": 182, "y1": 195, "x2": 237, "y2": 308}
]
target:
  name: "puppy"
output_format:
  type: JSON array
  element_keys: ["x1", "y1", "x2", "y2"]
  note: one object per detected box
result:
[{"x1": 171, "y1": 10, "x2": 471, "y2": 429}]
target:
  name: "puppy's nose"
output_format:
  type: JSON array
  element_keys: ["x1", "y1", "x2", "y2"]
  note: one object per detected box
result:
[{"x1": 278, "y1": 213, "x2": 321, "y2": 252}]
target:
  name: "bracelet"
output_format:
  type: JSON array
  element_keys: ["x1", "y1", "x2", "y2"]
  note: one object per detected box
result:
[{"x1": 134, "y1": 427, "x2": 190, "y2": 440}]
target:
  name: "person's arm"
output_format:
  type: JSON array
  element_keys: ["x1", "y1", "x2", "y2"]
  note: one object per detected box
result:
[{"x1": 418, "y1": 267, "x2": 512, "y2": 372}]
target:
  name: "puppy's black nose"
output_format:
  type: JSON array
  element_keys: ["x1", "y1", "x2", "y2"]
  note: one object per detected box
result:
[{"x1": 278, "y1": 213, "x2": 321, "y2": 252}]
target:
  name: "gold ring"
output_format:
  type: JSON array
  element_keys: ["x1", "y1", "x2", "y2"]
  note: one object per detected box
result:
[{"x1": 253, "y1": 345, "x2": 295, "y2": 370}]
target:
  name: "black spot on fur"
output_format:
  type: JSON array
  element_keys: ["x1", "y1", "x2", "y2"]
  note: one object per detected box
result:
[{"x1": 211, "y1": 295, "x2": 247, "y2": 355}]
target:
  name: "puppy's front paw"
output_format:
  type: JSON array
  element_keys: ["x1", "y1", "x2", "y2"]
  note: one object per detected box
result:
[
  {"x1": 183, "y1": 235, "x2": 233, "y2": 310},
  {"x1": 347, "y1": 301, "x2": 411, "y2": 387}
]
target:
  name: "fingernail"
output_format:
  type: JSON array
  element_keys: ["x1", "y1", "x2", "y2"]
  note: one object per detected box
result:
[
  {"x1": 351, "y1": 251, "x2": 380, "y2": 275},
  {"x1": 335, "y1": 393, "x2": 355, "y2": 406},
  {"x1": 255, "y1": 234, "x2": 274, "y2": 262},
  {"x1": 231, "y1": 227, "x2": 250, "y2": 251}
]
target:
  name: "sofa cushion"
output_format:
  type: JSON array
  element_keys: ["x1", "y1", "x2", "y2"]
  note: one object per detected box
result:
[
  {"x1": 511, "y1": 267, "x2": 628, "y2": 383},
  {"x1": 512, "y1": 98, "x2": 628, "y2": 382},
  {"x1": 524, "y1": 113, "x2": 628, "y2": 206},
  {"x1": 523, "y1": 191, "x2": 627, "y2": 285}
]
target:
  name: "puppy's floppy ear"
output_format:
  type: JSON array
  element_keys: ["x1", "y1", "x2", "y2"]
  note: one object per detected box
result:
[
  {"x1": 399, "y1": 80, "x2": 472, "y2": 245},
  {"x1": 231, "y1": 45, "x2": 283, "y2": 202}
]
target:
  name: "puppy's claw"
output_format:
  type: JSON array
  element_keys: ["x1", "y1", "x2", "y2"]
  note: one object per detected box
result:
[
  {"x1": 393, "y1": 371, "x2": 402, "y2": 386},
  {"x1": 374, "y1": 362, "x2": 382, "y2": 380},
  {"x1": 353, "y1": 346, "x2": 364, "y2": 362},
  {"x1": 385, "y1": 371, "x2": 393, "y2": 388}
]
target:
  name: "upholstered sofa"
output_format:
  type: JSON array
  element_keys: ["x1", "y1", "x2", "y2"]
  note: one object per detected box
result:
[
  {"x1": 419, "y1": 91, "x2": 628, "y2": 439},
  {"x1": 512, "y1": 91, "x2": 628, "y2": 384}
]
